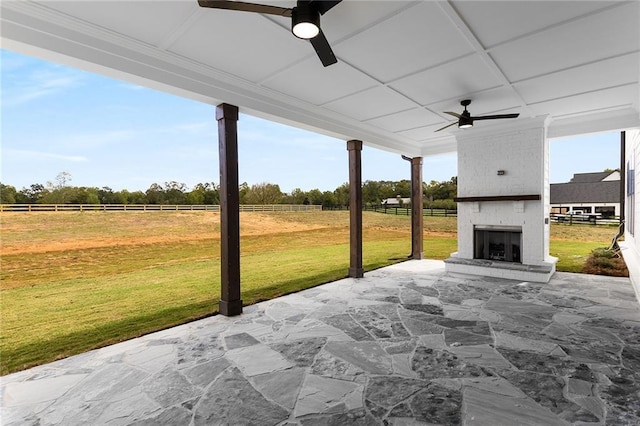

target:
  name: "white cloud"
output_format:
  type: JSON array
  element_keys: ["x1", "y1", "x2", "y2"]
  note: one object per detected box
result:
[
  {"x1": 6, "y1": 149, "x2": 88, "y2": 162},
  {"x1": 2, "y1": 64, "x2": 84, "y2": 107}
]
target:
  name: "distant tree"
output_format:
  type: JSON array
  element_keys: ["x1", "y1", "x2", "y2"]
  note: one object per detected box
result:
[
  {"x1": 0, "y1": 183, "x2": 17, "y2": 204},
  {"x1": 19, "y1": 184, "x2": 47, "y2": 203},
  {"x1": 239, "y1": 182, "x2": 250, "y2": 204},
  {"x1": 333, "y1": 182, "x2": 349, "y2": 207},
  {"x1": 190, "y1": 182, "x2": 219, "y2": 205},
  {"x1": 306, "y1": 189, "x2": 324, "y2": 205},
  {"x1": 98, "y1": 186, "x2": 125, "y2": 204},
  {"x1": 245, "y1": 182, "x2": 283, "y2": 204},
  {"x1": 55, "y1": 171, "x2": 72, "y2": 189},
  {"x1": 284, "y1": 188, "x2": 307, "y2": 204},
  {"x1": 163, "y1": 181, "x2": 188, "y2": 204},
  {"x1": 321, "y1": 191, "x2": 337, "y2": 209},
  {"x1": 145, "y1": 183, "x2": 165, "y2": 204}
]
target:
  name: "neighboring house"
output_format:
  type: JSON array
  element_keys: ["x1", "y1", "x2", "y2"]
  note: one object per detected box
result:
[
  {"x1": 382, "y1": 197, "x2": 411, "y2": 206},
  {"x1": 550, "y1": 171, "x2": 620, "y2": 218}
]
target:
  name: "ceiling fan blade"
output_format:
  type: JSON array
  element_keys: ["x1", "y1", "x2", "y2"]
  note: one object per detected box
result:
[
  {"x1": 310, "y1": 0, "x2": 342, "y2": 15},
  {"x1": 435, "y1": 122, "x2": 458, "y2": 132},
  {"x1": 444, "y1": 111, "x2": 461, "y2": 118},
  {"x1": 309, "y1": 29, "x2": 337, "y2": 66},
  {"x1": 472, "y1": 113, "x2": 520, "y2": 121},
  {"x1": 198, "y1": 0, "x2": 292, "y2": 17}
]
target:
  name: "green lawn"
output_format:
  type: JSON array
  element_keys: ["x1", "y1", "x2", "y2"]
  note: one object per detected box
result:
[{"x1": 0, "y1": 211, "x2": 619, "y2": 374}]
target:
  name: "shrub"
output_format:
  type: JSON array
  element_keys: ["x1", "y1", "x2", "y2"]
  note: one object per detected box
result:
[{"x1": 583, "y1": 247, "x2": 629, "y2": 277}]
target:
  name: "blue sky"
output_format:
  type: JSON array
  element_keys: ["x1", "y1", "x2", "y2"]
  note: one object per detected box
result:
[{"x1": 1, "y1": 49, "x2": 621, "y2": 193}]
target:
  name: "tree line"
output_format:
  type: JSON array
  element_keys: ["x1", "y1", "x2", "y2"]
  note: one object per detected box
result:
[{"x1": 0, "y1": 172, "x2": 457, "y2": 209}]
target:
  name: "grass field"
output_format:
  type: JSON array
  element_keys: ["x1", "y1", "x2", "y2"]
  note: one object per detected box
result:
[{"x1": 0, "y1": 211, "x2": 618, "y2": 374}]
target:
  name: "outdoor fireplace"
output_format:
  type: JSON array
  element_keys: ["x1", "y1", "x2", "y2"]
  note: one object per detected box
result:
[
  {"x1": 444, "y1": 117, "x2": 557, "y2": 283},
  {"x1": 474, "y1": 226, "x2": 521, "y2": 263}
]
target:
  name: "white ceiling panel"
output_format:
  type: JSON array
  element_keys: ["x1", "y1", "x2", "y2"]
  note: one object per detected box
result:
[
  {"x1": 489, "y1": 2, "x2": 639, "y2": 82},
  {"x1": 335, "y1": 1, "x2": 473, "y2": 83},
  {"x1": 260, "y1": 57, "x2": 377, "y2": 105},
  {"x1": 365, "y1": 108, "x2": 442, "y2": 133},
  {"x1": 529, "y1": 85, "x2": 637, "y2": 118},
  {"x1": 2, "y1": 0, "x2": 639, "y2": 157},
  {"x1": 42, "y1": 1, "x2": 198, "y2": 47},
  {"x1": 452, "y1": 0, "x2": 613, "y2": 48},
  {"x1": 389, "y1": 54, "x2": 503, "y2": 105},
  {"x1": 168, "y1": 9, "x2": 310, "y2": 82},
  {"x1": 324, "y1": 86, "x2": 417, "y2": 121},
  {"x1": 514, "y1": 53, "x2": 639, "y2": 105}
]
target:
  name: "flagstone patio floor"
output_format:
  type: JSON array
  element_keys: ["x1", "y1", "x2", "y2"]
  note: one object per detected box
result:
[{"x1": 2, "y1": 260, "x2": 640, "y2": 425}]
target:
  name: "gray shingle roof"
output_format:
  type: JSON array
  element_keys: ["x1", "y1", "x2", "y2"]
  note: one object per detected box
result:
[
  {"x1": 550, "y1": 181, "x2": 620, "y2": 204},
  {"x1": 569, "y1": 172, "x2": 612, "y2": 183}
]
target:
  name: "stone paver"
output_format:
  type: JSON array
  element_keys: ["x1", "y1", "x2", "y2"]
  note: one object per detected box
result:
[{"x1": 2, "y1": 260, "x2": 640, "y2": 425}]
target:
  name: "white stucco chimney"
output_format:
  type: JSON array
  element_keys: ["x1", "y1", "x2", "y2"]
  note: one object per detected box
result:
[{"x1": 445, "y1": 116, "x2": 557, "y2": 282}]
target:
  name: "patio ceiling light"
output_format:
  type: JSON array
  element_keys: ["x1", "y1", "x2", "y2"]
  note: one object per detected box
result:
[
  {"x1": 435, "y1": 99, "x2": 520, "y2": 132},
  {"x1": 292, "y1": 4, "x2": 320, "y2": 39}
]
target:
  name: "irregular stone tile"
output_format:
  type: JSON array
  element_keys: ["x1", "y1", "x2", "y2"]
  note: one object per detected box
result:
[
  {"x1": 95, "y1": 390, "x2": 159, "y2": 425},
  {"x1": 265, "y1": 301, "x2": 305, "y2": 321},
  {"x1": 537, "y1": 292, "x2": 595, "y2": 309},
  {"x1": 2, "y1": 373, "x2": 89, "y2": 406},
  {"x1": 349, "y1": 308, "x2": 408, "y2": 339},
  {"x1": 364, "y1": 398, "x2": 388, "y2": 419},
  {"x1": 224, "y1": 332, "x2": 260, "y2": 350},
  {"x1": 418, "y1": 334, "x2": 447, "y2": 350},
  {"x1": 299, "y1": 408, "x2": 377, "y2": 426},
  {"x1": 600, "y1": 369, "x2": 640, "y2": 425},
  {"x1": 542, "y1": 323, "x2": 574, "y2": 340},
  {"x1": 142, "y1": 368, "x2": 199, "y2": 407},
  {"x1": 324, "y1": 341, "x2": 393, "y2": 375},
  {"x1": 399, "y1": 289, "x2": 425, "y2": 304},
  {"x1": 365, "y1": 375, "x2": 429, "y2": 407},
  {"x1": 411, "y1": 347, "x2": 492, "y2": 380},
  {"x1": 125, "y1": 344, "x2": 177, "y2": 373},
  {"x1": 576, "y1": 324, "x2": 624, "y2": 344},
  {"x1": 463, "y1": 387, "x2": 565, "y2": 426},
  {"x1": 369, "y1": 303, "x2": 402, "y2": 321},
  {"x1": 462, "y1": 377, "x2": 527, "y2": 398},
  {"x1": 442, "y1": 305, "x2": 484, "y2": 321},
  {"x1": 194, "y1": 367, "x2": 288, "y2": 425},
  {"x1": 434, "y1": 318, "x2": 491, "y2": 335},
  {"x1": 225, "y1": 344, "x2": 293, "y2": 377},
  {"x1": 176, "y1": 338, "x2": 224, "y2": 367},
  {"x1": 449, "y1": 345, "x2": 512, "y2": 370},
  {"x1": 381, "y1": 339, "x2": 416, "y2": 355},
  {"x1": 321, "y1": 314, "x2": 373, "y2": 341},
  {"x1": 498, "y1": 370, "x2": 599, "y2": 423},
  {"x1": 437, "y1": 282, "x2": 493, "y2": 304},
  {"x1": 583, "y1": 317, "x2": 640, "y2": 345},
  {"x1": 621, "y1": 345, "x2": 640, "y2": 370},
  {"x1": 400, "y1": 316, "x2": 445, "y2": 336},
  {"x1": 251, "y1": 367, "x2": 305, "y2": 410},
  {"x1": 130, "y1": 406, "x2": 192, "y2": 426},
  {"x1": 494, "y1": 332, "x2": 561, "y2": 354},
  {"x1": 496, "y1": 347, "x2": 589, "y2": 378},
  {"x1": 402, "y1": 304, "x2": 443, "y2": 315},
  {"x1": 269, "y1": 337, "x2": 326, "y2": 367},
  {"x1": 408, "y1": 383, "x2": 462, "y2": 425},
  {"x1": 572, "y1": 396, "x2": 604, "y2": 422},
  {"x1": 583, "y1": 305, "x2": 640, "y2": 321},
  {"x1": 567, "y1": 378, "x2": 594, "y2": 396},
  {"x1": 311, "y1": 349, "x2": 364, "y2": 381},
  {"x1": 184, "y1": 357, "x2": 231, "y2": 388},
  {"x1": 294, "y1": 374, "x2": 363, "y2": 417},
  {"x1": 559, "y1": 342, "x2": 621, "y2": 365},
  {"x1": 406, "y1": 282, "x2": 439, "y2": 297},
  {"x1": 444, "y1": 329, "x2": 493, "y2": 346},
  {"x1": 391, "y1": 353, "x2": 416, "y2": 377},
  {"x1": 485, "y1": 296, "x2": 557, "y2": 318},
  {"x1": 552, "y1": 312, "x2": 587, "y2": 325}
]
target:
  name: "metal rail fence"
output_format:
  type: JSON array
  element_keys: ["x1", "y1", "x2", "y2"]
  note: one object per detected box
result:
[{"x1": 0, "y1": 204, "x2": 323, "y2": 213}]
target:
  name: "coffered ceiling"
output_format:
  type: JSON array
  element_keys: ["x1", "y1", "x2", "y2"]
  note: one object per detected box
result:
[{"x1": 2, "y1": 1, "x2": 639, "y2": 156}]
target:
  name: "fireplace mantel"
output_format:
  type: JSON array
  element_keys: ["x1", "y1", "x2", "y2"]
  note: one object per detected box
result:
[{"x1": 454, "y1": 195, "x2": 541, "y2": 202}]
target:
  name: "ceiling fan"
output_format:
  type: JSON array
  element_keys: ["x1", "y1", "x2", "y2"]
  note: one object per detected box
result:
[
  {"x1": 198, "y1": 0, "x2": 342, "y2": 67},
  {"x1": 435, "y1": 99, "x2": 520, "y2": 132}
]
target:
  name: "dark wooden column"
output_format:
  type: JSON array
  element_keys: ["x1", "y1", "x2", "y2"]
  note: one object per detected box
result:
[
  {"x1": 347, "y1": 140, "x2": 364, "y2": 278},
  {"x1": 410, "y1": 157, "x2": 424, "y2": 259},
  {"x1": 216, "y1": 103, "x2": 242, "y2": 316},
  {"x1": 620, "y1": 131, "x2": 626, "y2": 232}
]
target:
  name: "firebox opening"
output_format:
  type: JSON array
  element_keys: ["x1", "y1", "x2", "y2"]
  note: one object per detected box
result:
[{"x1": 474, "y1": 226, "x2": 522, "y2": 263}]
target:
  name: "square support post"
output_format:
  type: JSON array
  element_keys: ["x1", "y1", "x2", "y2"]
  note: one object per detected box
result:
[
  {"x1": 411, "y1": 157, "x2": 424, "y2": 259},
  {"x1": 347, "y1": 140, "x2": 364, "y2": 278},
  {"x1": 216, "y1": 103, "x2": 242, "y2": 316}
]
